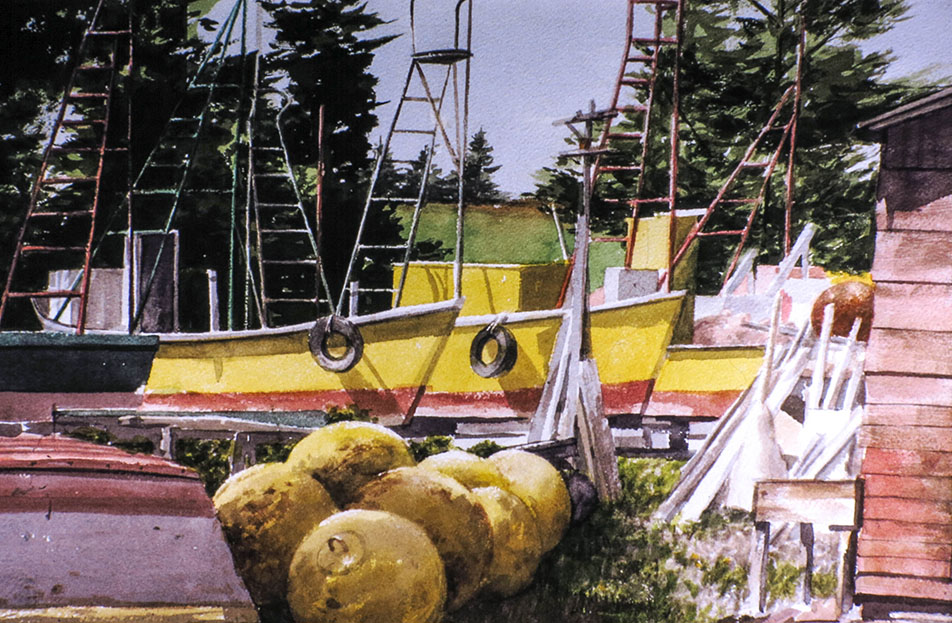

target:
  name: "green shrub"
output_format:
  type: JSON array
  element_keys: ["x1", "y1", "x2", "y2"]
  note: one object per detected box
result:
[
  {"x1": 408, "y1": 435, "x2": 456, "y2": 461},
  {"x1": 175, "y1": 438, "x2": 233, "y2": 496},
  {"x1": 467, "y1": 439, "x2": 504, "y2": 458}
]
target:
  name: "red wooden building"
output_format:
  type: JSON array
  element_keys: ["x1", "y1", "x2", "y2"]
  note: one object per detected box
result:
[{"x1": 857, "y1": 87, "x2": 952, "y2": 615}]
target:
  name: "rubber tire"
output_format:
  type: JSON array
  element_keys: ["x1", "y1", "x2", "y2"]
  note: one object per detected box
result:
[
  {"x1": 470, "y1": 324, "x2": 518, "y2": 378},
  {"x1": 309, "y1": 315, "x2": 364, "y2": 373}
]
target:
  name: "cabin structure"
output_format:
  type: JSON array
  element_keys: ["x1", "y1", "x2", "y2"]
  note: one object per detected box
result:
[{"x1": 856, "y1": 87, "x2": 952, "y2": 615}]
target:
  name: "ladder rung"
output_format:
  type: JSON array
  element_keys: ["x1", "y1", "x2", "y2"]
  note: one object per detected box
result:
[
  {"x1": 28, "y1": 210, "x2": 94, "y2": 218},
  {"x1": 61, "y1": 120, "x2": 105, "y2": 127},
  {"x1": 631, "y1": 197, "x2": 672, "y2": 204},
  {"x1": 263, "y1": 260, "x2": 315, "y2": 265},
  {"x1": 620, "y1": 78, "x2": 650, "y2": 87},
  {"x1": 257, "y1": 202, "x2": 299, "y2": 209},
  {"x1": 371, "y1": 197, "x2": 418, "y2": 203},
  {"x1": 146, "y1": 163, "x2": 183, "y2": 169},
  {"x1": 394, "y1": 128, "x2": 436, "y2": 135},
  {"x1": 357, "y1": 287, "x2": 396, "y2": 293},
  {"x1": 68, "y1": 92, "x2": 109, "y2": 100},
  {"x1": 254, "y1": 173, "x2": 289, "y2": 178},
  {"x1": 404, "y1": 96, "x2": 438, "y2": 103},
  {"x1": 359, "y1": 244, "x2": 407, "y2": 251},
  {"x1": 21, "y1": 245, "x2": 87, "y2": 253},
  {"x1": 77, "y1": 64, "x2": 114, "y2": 71},
  {"x1": 742, "y1": 161, "x2": 771, "y2": 168},
  {"x1": 632, "y1": 0, "x2": 678, "y2": 6},
  {"x1": 133, "y1": 189, "x2": 177, "y2": 195},
  {"x1": 260, "y1": 229, "x2": 311, "y2": 234},
  {"x1": 697, "y1": 230, "x2": 744, "y2": 237},
  {"x1": 616, "y1": 105, "x2": 648, "y2": 114},
  {"x1": 632, "y1": 37, "x2": 678, "y2": 45},
  {"x1": 50, "y1": 146, "x2": 126, "y2": 154},
  {"x1": 627, "y1": 55, "x2": 655, "y2": 63},
  {"x1": 719, "y1": 198, "x2": 760, "y2": 204},
  {"x1": 88, "y1": 30, "x2": 131, "y2": 36},
  {"x1": 192, "y1": 83, "x2": 241, "y2": 89},
  {"x1": 41, "y1": 176, "x2": 98, "y2": 185},
  {"x1": 264, "y1": 298, "x2": 317, "y2": 304},
  {"x1": 169, "y1": 117, "x2": 200, "y2": 123},
  {"x1": 591, "y1": 237, "x2": 627, "y2": 243},
  {"x1": 6, "y1": 290, "x2": 83, "y2": 299},
  {"x1": 607, "y1": 132, "x2": 644, "y2": 140},
  {"x1": 253, "y1": 147, "x2": 283, "y2": 152},
  {"x1": 598, "y1": 165, "x2": 642, "y2": 173}
]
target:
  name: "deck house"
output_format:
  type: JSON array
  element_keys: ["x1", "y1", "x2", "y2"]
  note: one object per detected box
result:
[{"x1": 857, "y1": 87, "x2": 952, "y2": 614}]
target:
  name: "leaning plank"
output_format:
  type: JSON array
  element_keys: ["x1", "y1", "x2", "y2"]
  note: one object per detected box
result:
[
  {"x1": 855, "y1": 575, "x2": 952, "y2": 603},
  {"x1": 861, "y1": 519, "x2": 952, "y2": 543},
  {"x1": 864, "y1": 404, "x2": 952, "y2": 428},
  {"x1": 862, "y1": 448, "x2": 952, "y2": 477},
  {"x1": 872, "y1": 230, "x2": 952, "y2": 283},
  {"x1": 872, "y1": 282, "x2": 952, "y2": 332},
  {"x1": 865, "y1": 374, "x2": 952, "y2": 408},
  {"x1": 860, "y1": 425, "x2": 952, "y2": 452},
  {"x1": 866, "y1": 329, "x2": 952, "y2": 377},
  {"x1": 863, "y1": 496, "x2": 952, "y2": 526},
  {"x1": 864, "y1": 474, "x2": 952, "y2": 502},
  {"x1": 856, "y1": 556, "x2": 952, "y2": 579},
  {"x1": 858, "y1": 539, "x2": 952, "y2": 563}
]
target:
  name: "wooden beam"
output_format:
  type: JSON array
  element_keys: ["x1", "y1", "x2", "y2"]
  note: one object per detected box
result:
[{"x1": 753, "y1": 480, "x2": 861, "y2": 527}]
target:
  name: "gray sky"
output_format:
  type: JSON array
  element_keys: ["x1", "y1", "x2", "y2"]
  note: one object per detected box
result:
[{"x1": 366, "y1": 0, "x2": 952, "y2": 196}]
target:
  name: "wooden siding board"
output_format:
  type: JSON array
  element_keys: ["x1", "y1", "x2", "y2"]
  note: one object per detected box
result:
[
  {"x1": 866, "y1": 330, "x2": 952, "y2": 377},
  {"x1": 855, "y1": 575, "x2": 952, "y2": 603},
  {"x1": 856, "y1": 556, "x2": 952, "y2": 580},
  {"x1": 862, "y1": 448, "x2": 952, "y2": 477},
  {"x1": 864, "y1": 404, "x2": 952, "y2": 428},
  {"x1": 858, "y1": 539, "x2": 952, "y2": 563},
  {"x1": 861, "y1": 519, "x2": 952, "y2": 543},
  {"x1": 871, "y1": 283, "x2": 952, "y2": 332},
  {"x1": 871, "y1": 230, "x2": 952, "y2": 284},
  {"x1": 879, "y1": 194, "x2": 952, "y2": 233},
  {"x1": 865, "y1": 374, "x2": 952, "y2": 408},
  {"x1": 864, "y1": 474, "x2": 952, "y2": 502},
  {"x1": 863, "y1": 497, "x2": 952, "y2": 527},
  {"x1": 860, "y1": 425, "x2": 952, "y2": 452}
]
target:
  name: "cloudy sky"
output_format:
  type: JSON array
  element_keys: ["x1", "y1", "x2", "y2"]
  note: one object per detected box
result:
[{"x1": 364, "y1": 0, "x2": 952, "y2": 196}]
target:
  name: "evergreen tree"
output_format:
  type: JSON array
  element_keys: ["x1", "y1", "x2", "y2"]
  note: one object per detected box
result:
[
  {"x1": 446, "y1": 128, "x2": 504, "y2": 204},
  {"x1": 534, "y1": 0, "x2": 913, "y2": 292}
]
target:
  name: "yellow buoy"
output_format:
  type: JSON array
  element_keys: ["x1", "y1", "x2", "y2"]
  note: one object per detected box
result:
[
  {"x1": 348, "y1": 466, "x2": 492, "y2": 611},
  {"x1": 287, "y1": 509, "x2": 447, "y2": 623},
  {"x1": 418, "y1": 449, "x2": 510, "y2": 490},
  {"x1": 489, "y1": 449, "x2": 571, "y2": 553},
  {"x1": 213, "y1": 461, "x2": 339, "y2": 607},
  {"x1": 471, "y1": 485, "x2": 544, "y2": 599},
  {"x1": 286, "y1": 421, "x2": 415, "y2": 504}
]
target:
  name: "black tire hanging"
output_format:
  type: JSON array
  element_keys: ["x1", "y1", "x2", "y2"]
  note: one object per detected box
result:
[
  {"x1": 470, "y1": 324, "x2": 518, "y2": 378},
  {"x1": 309, "y1": 315, "x2": 364, "y2": 373}
]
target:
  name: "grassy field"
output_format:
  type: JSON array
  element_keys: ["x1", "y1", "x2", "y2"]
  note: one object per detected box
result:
[{"x1": 394, "y1": 203, "x2": 626, "y2": 291}]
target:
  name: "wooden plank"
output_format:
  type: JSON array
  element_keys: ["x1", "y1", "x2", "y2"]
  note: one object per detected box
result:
[
  {"x1": 865, "y1": 374, "x2": 952, "y2": 408},
  {"x1": 753, "y1": 480, "x2": 860, "y2": 526},
  {"x1": 864, "y1": 474, "x2": 952, "y2": 502},
  {"x1": 861, "y1": 519, "x2": 952, "y2": 543},
  {"x1": 857, "y1": 556, "x2": 952, "y2": 579},
  {"x1": 872, "y1": 230, "x2": 952, "y2": 284},
  {"x1": 879, "y1": 190, "x2": 952, "y2": 233},
  {"x1": 863, "y1": 496, "x2": 952, "y2": 526},
  {"x1": 858, "y1": 539, "x2": 952, "y2": 563},
  {"x1": 864, "y1": 404, "x2": 952, "y2": 428},
  {"x1": 872, "y1": 282, "x2": 952, "y2": 332},
  {"x1": 862, "y1": 448, "x2": 952, "y2": 477},
  {"x1": 855, "y1": 574, "x2": 952, "y2": 603},
  {"x1": 866, "y1": 329, "x2": 952, "y2": 377},
  {"x1": 860, "y1": 425, "x2": 952, "y2": 452}
]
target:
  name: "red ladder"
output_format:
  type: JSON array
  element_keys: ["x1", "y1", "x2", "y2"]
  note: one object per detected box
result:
[
  {"x1": 591, "y1": 0, "x2": 686, "y2": 273},
  {"x1": 661, "y1": 25, "x2": 805, "y2": 289},
  {"x1": 0, "y1": 0, "x2": 131, "y2": 334}
]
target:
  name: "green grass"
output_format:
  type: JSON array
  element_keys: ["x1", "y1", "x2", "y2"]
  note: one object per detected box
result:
[{"x1": 395, "y1": 203, "x2": 625, "y2": 291}]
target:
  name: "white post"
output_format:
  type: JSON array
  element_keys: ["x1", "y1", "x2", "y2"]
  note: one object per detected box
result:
[
  {"x1": 349, "y1": 281, "x2": 359, "y2": 317},
  {"x1": 207, "y1": 269, "x2": 219, "y2": 331}
]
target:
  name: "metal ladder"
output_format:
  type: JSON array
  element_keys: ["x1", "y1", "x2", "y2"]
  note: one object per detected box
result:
[
  {"x1": 662, "y1": 25, "x2": 805, "y2": 289},
  {"x1": 339, "y1": 0, "x2": 473, "y2": 316},
  {"x1": 591, "y1": 0, "x2": 686, "y2": 272},
  {"x1": 248, "y1": 76, "x2": 332, "y2": 327},
  {"x1": 0, "y1": 0, "x2": 131, "y2": 334}
]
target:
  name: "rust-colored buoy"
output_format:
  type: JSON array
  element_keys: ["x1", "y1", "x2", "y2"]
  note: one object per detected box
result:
[{"x1": 810, "y1": 281, "x2": 874, "y2": 342}]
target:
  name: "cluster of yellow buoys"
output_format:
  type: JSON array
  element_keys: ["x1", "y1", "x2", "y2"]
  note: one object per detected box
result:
[{"x1": 213, "y1": 421, "x2": 572, "y2": 623}]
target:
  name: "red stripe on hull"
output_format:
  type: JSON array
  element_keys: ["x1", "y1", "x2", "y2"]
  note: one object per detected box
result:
[
  {"x1": 643, "y1": 390, "x2": 743, "y2": 418},
  {"x1": 144, "y1": 380, "x2": 655, "y2": 420}
]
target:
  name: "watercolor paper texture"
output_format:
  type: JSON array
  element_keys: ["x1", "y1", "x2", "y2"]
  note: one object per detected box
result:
[{"x1": 1, "y1": 0, "x2": 952, "y2": 621}]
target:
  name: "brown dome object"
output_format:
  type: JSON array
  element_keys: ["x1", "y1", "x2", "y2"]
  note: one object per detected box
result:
[
  {"x1": 286, "y1": 421, "x2": 415, "y2": 505},
  {"x1": 287, "y1": 509, "x2": 447, "y2": 623},
  {"x1": 810, "y1": 280, "x2": 874, "y2": 342},
  {"x1": 418, "y1": 449, "x2": 510, "y2": 490},
  {"x1": 489, "y1": 449, "x2": 571, "y2": 554},
  {"x1": 213, "y1": 461, "x2": 339, "y2": 607},
  {"x1": 348, "y1": 466, "x2": 492, "y2": 612}
]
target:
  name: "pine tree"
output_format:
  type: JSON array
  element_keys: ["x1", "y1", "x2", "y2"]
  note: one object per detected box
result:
[{"x1": 445, "y1": 128, "x2": 504, "y2": 204}]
